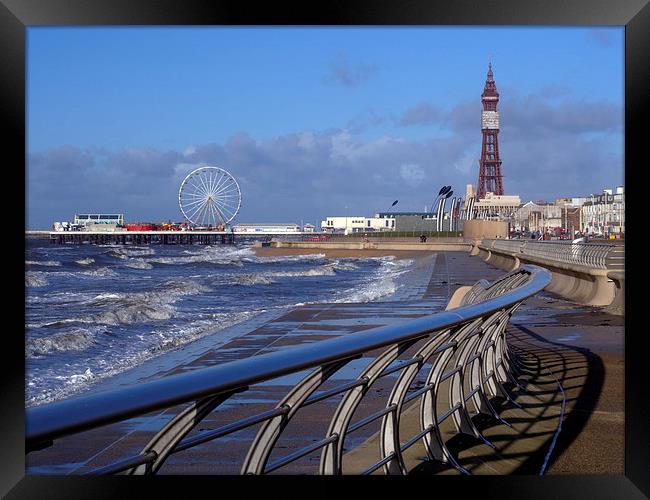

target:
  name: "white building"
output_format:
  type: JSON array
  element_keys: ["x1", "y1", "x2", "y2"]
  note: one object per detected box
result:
[
  {"x1": 74, "y1": 214, "x2": 125, "y2": 226},
  {"x1": 513, "y1": 201, "x2": 563, "y2": 232},
  {"x1": 232, "y1": 223, "x2": 300, "y2": 233},
  {"x1": 580, "y1": 186, "x2": 625, "y2": 236},
  {"x1": 321, "y1": 215, "x2": 395, "y2": 234},
  {"x1": 474, "y1": 192, "x2": 521, "y2": 219}
]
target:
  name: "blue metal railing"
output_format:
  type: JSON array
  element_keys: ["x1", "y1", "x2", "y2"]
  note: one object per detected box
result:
[{"x1": 483, "y1": 239, "x2": 624, "y2": 270}]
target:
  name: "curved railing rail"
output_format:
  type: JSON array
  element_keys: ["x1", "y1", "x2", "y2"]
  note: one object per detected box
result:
[
  {"x1": 26, "y1": 265, "x2": 551, "y2": 475},
  {"x1": 482, "y1": 239, "x2": 624, "y2": 271}
]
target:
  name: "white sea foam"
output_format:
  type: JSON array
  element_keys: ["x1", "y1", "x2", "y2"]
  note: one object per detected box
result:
[
  {"x1": 246, "y1": 252, "x2": 327, "y2": 264},
  {"x1": 229, "y1": 274, "x2": 277, "y2": 285},
  {"x1": 26, "y1": 290, "x2": 96, "y2": 306},
  {"x1": 106, "y1": 247, "x2": 155, "y2": 260},
  {"x1": 329, "y1": 259, "x2": 359, "y2": 271},
  {"x1": 148, "y1": 246, "x2": 326, "y2": 267},
  {"x1": 75, "y1": 258, "x2": 95, "y2": 265},
  {"x1": 81, "y1": 267, "x2": 118, "y2": 278},
  {"x1": 26, "y1": 260, "x2": 61, "y2": 267},
  {"x1": 124, "y1": 258, "x2": 154, "y2": 270},
  {"x1": 26, "y1": 272, "x2": 48, "y2": 287},
  {"x1": 272, "y1": 265, "x2": 337, "y2": 278},
  {"x1": 219, "y1": 259, "x2": 355, "y2": 286},
  {"x1": 332, "y1": 257, "x2": 413, "y2": 304},
  {"x1": 146, "y1": 310, "x2": 259, "y2": 354}
]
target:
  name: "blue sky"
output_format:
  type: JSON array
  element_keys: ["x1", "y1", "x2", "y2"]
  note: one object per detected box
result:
[{"x1": 27, "y1": 27, "x2": 623, "y2": 228}]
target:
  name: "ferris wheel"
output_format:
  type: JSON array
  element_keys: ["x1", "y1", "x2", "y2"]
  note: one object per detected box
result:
[{"x1": 178, "y1": 166, "x2": 242, "y2": 226}]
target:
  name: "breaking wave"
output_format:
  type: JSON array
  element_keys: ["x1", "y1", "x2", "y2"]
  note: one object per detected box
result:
[
  {"x1": 81, "y1": 267, "x2": 118, "y2": 278},
  {"x1": 106, "y1": 247, "x2": 155, "y2": 260},
  {"x1": 27, "y1": 329, "x2": 97, "y2": 357},
  {"x1": 26, "y1": 309, "x2": 264, "y2": 406},
  {"x1": 26, "y1": 272, "x2": 48, "y2": 287},
  {"x1": 229, "y1": 274, "x2": 277, "y2": 285},
  {"x1": 220, "y1": 259, "x2": 359, "y2": 286},
  {"x1": 146, "y1": 311, "x2": 260, "y2": 355},
  {"x1": 75, "y1": 258, "x2": 95, "y2": 265},
  {"x1": 32, "y1": 279, "x2": 210, "y2": 327},
  {"x1": 148, "y1": 246, "x2": 326, "y2": 267},
  {"x1": 272, "y1": 266, "x2": 337, "y2": 278},
  {"x1": 124, "y1": 258, "x2": 154, "y2": 270},
  {"x1": 333, "y1": 258, "x2": 413, "y2": 304}
]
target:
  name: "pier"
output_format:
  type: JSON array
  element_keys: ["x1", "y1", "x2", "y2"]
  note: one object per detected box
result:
[
  {"x1": 45, "y1": 230, "x2": 237, "y2": 245},
  {"x1": 25, "y1": 245, "x2": 624, "y2": 475}
]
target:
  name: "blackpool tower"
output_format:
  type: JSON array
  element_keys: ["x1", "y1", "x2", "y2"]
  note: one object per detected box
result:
[{"x1": 476, "y1": 63, "x2": 504, "y2": 199}]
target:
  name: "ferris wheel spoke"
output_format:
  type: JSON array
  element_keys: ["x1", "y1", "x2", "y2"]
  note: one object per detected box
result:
[
  {"x1": 197, "y1": 171, "x2": 213, "y2": 198},
  {"x1": 214, "y1": 171, "x2": 227, "y2": 195},
  {"x1": 218, "y1": 194, "x2": 239, "y2": 204},
  {"x1": 207, "y1": 200, "x2": 219, "y2": 225},
  {"x1": 183, "y1": 189, "x2": 210, "y2": 198},
  {"x1": 213, "y1": 203, "x2": 229, "y2": 225},
  {"x1": 190, "y1": 172, "x2": 209, "y2": 194},
  {"x1": 212, "y1": 170, "x2": 226, "y2": 196},
  {"x1": 218, "y1": 200, "x2": 237, "y2": 214},
  {"x1": 188, "y1": 179, "x2": 209, "y2": 200},
  {"x1": 206, "y1": 170, "x2": 217, "y2": 197},
  {"x1": 212, "y1": 170, "x2": 227, "y2": 193},
  {"x1": 181, "y1": 197, "x2": 208, "y2": 210},
  {"x1": 214, "y1": 178, "x2": 236, "y2": 197},
  {"x1": 216, "y1": 202, "x2": 233, "y2": 217},
  {"x1": 183, "y1": 181, "x2": 207, "y2": 193},
  {"x1": 187, "y1": 199, "x2": 209, "y2": 222}
]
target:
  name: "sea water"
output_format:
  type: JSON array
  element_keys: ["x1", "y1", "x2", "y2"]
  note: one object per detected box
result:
[{"x1": 25, "y1": 238, "x2": 414, "y2": 407}]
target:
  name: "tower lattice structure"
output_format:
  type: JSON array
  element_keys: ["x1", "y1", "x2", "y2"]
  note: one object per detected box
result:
[{"x1": 476, "y1": 63, "x2": 504, "y2": 199}]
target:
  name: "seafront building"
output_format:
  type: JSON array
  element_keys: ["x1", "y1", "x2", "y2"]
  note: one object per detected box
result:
[
  {"x1": 510, "y1": 186, "x2": 624, "y2": 237},
  {"x1": 473, "y1": 192, "x2": 522, "y2": 220},
  {"x1": 580, "y1": 187, "x2": 625, "y2": 236},
  {"x1": 320, "y1": 212, "x2": 463, "y2": 234},
  {"x1": 321, "y1": 215, "x2": 395, "y2": 234}
]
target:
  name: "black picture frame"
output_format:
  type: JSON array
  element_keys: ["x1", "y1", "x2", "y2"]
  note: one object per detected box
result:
[{"x1": 4, "y1": 0, "x2": 647, "y2": 497}]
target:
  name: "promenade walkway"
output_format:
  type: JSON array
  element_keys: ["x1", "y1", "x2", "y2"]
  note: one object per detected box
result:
[{"x1": 26, "y1": 251, "x2": 623, "y2": 475}]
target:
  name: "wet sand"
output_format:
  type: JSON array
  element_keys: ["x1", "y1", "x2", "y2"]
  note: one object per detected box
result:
[{"x1": 252, "y1": 246, "x2": 432, "y2": 260}]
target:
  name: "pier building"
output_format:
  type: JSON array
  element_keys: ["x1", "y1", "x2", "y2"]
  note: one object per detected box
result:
[
  {"x1": 73, "y1": 213, "x2": 125, "y2": 226},
  {"x1": 232, "y1": 223, "x2": 301, "y2": 233}
]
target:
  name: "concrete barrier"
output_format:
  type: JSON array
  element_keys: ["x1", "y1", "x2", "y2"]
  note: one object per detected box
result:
[
  {"x1": 445, "y1": 286, "x2": 472, "y2": 310},
  {"x1": 473, "y1": 243, "x2": 618, "y2": 310},
  {"x1": 463, "y1": 220, "x2": 508, "y2": 239},
  {"x1": 604, "y1": 271, "x2": 624, "y2": 315},
  {"x1": 270, "y1": 240, "x2": 473, "y2": 252}
]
